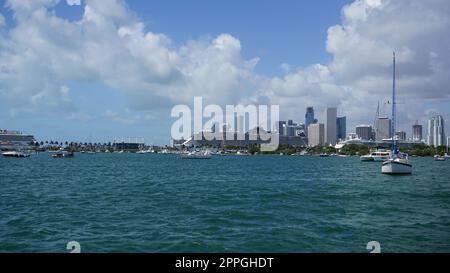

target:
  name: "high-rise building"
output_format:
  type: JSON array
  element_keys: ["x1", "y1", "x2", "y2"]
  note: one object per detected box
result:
[
  {"x1": 235, "y1": 115, "x2": 245, "y2": 135},
  {"x1": 412, "y1": 121, "x2": 423, "y2": 142},
  {"x1": 275, "y1": 121, "x2": 286, "y2": 136},
  {"x1": 286, "y1": 121, "x2": 297, "y2": 136},
  {"x1": 305, "y1": 107, "x2": 317, "y2": 135},
  {"x1": 376, "y1": 117, "x2": 391, "y2": 141},
  {"x1": 324, "y1": 107, "x2": 337, "y2": 145},
  {"x1": 308, "y1": 123, "x2": 324, "y2": 147},
  {"x1": 356, "y1": 125, "x2": 373, "y2": 140},
  {"x1": 336, "y1": 116, "x2": 347, "y2": 141},
  {"x1": 395, "y1": 131, "x2": 406, "y2": 141},
  {"x1": 428, "y1": 115, "x2": 445, "y2": 147}
]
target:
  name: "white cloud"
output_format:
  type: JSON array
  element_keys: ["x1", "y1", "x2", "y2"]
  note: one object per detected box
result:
[
  {"x1": 253, "y1": 0, "x2": 450, "y2": 131},
  {"x1": 0, "y1": 13, "x2": 5, "y2": 27},
  {"x1": 1, "y1": 0, "x2": 449, "y2": 134},
  {"x1": 66, "y1": 0, "x2": 81, "y2": 6}
]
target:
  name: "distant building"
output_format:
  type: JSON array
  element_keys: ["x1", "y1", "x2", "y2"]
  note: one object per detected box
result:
[
  {"x1": 376, "y1": 117, "x2": 391, "y2": 141},
  {"x1": 305, "y1": 107, "x2": 318, "y2": 135},
  {"x1": 308, "y1": 123, "x2": 324, "y2": 147},
  {"x1": 356, "y1": 125, "x2": 373, "y2": 141},
  {"x1": 0, "y1": 129, "x2": 36, "y2": 150},
  {"x1": 412, "y1": 121, "x2": 423, "y2": 142},
  {"x1": 336, "y1": 116, "x2": 347, "y2": 141},
  {"x1": 275, "y1": 121, "x2": 287, "y2": 136},
  {"x1": 324, "y1": 107, "x2": 337, "y2": 145},
  {"x1": 347, "y1": 133, "x2": 359, "y2": 140},
  {"x1": 395, "y1": 131, "x2": 407, "y2": 141},
  {"x1": 236, "y1": 115, "x2": 244, "y2": 134},
  {"x1": 284, "y1": 121, "x2": 305, "y2": 137},
  {"x1": 428, "y1": 115, "x2": 445, "y2": 147}
]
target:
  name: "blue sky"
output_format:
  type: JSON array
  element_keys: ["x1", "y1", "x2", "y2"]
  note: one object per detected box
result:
[{"x1": 1, "y1": 0, "x2": 449, "y2": 145}]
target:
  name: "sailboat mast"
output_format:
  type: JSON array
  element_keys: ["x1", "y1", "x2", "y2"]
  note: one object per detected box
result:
[{"x1": 391, "y1": 52, "x2": 397, "y2": 155}]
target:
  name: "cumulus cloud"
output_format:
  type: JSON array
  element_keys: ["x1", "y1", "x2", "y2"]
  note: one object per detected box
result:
[
  {"x1": 66, "y1": 0, "x2": 81, "y2": 6},
  {"x1": 253, "y1": 0, "x2": 450, "y2": 130},
  {"x1": 0, "y1": 0, "x2": 259, "y2": 116},
  {"x1": 1, "y1": 0, "x2": 449, "y2": 134}
]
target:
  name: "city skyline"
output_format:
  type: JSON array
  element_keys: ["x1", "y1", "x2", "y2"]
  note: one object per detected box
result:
[{"x1": 1, "y1": 0, "x2": 450, "y2": 145}]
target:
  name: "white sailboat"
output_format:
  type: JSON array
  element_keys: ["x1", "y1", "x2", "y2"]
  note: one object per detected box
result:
[{"x1": 382, "y1": 52, "x2": 412, "y2": 175}]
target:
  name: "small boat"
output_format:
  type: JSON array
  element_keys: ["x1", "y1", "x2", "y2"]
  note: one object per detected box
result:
[
  {"x1": 361, "y1": 150, "x2": 391, "y2": 162},
  {"x1": 434, "y1": 155, "x2": 446, "y2": 161},
  {"x1": 319, "y1": 153, "x2": 329, "y2": 157},
  {"x1": 236, "y1": 150, "x2": 250, "y2": 156},
  {"x1": 2, "y1": 151, "x2": 30, "y2": 158},
  {"x1": 180, "y1": 151, "x2": 212, "y2": 159},
  {"x1": 51, "y1": 150, "x2": 74, "y2": 158}
]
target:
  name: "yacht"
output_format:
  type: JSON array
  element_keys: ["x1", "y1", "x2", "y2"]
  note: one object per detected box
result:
[
  {"x1": 434, "y1": 155, "x2": 446, "y2": 161},
  {"x1": 360, "y1": 150, "x2": 391, "y2": 162},
  {"x1": 236, "y1": 150, "x2": 250, "y2": 156},
  {"x1": 180, "y1": 151, "x2": 212, "y2": 159},
  {"x1": 50, "y1": 150, "x2": 74, "y2": 158},
  {"x1": 2, "y1": 151, "x2": 30, "y2": 158},
  {"x1": 382, "y1": 53, "x2": 412, "y2": 175}
]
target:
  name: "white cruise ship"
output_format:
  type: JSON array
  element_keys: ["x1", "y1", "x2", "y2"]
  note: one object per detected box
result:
[{"x1": 0, "y1": 129, "x2": 36, "y2": 150}]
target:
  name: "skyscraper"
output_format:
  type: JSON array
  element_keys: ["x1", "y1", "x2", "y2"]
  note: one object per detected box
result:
[
  {"x1": 376, "y1": 117, "x2": 391, "y2": 141},
  {"x1": 308, "y1": 123, "x2": 324, "y2": 147},
  {"x1": 236, "y1": 115, "x2": 244, "y2": 134},
  {"x1": 275, "y1": 121, "x2": 286, "y2": 136},
  {"x1": 412, "y1": 121, "x2": 423, "y2": 142},
  {"x1": 428, "y1": 115, "x2": 445, "y2": 147},
  {"x1": 336, "y1": 116, "x2": 347, "y2": 141},
  {"x1": 356, "y1": 125, "x2": 372, "y2": 140},
  {"x1": 305, "y1": 107, "x2": 317, "y2": 135},
  {"x1": 324, "y1": 107, "x2": 337, "y2": 145}
]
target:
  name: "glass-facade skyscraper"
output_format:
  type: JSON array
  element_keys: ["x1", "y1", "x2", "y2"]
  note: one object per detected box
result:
[
  {"x1": 336, "y1": 116, "x2": 347, "y2": 141},
  {"x1": 305, "y1": 107, "x2": 317, "y2": 135}
]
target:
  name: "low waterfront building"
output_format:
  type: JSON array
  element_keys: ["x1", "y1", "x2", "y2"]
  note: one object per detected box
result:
[{"x1": 356, "y1": 125, "x2": 373, "y2": 141}]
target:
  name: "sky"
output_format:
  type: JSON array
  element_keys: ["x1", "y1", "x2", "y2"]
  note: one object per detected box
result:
[{"x1": 0, "y1": 0, "x2": 449, "y2": 145}]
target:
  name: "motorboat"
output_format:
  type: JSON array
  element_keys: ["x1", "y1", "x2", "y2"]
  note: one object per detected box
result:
[
  {"x1": 50, "y1": 150, "x2": 74, "y2": 158},
  {"x1": 2, "y1": 151, "x2": 30, "y2": 158},
  {"x1": 180, "y1": 151, "x2": 212, "y2": 159},
  {"x1": 434, "y1": 155, "x2": 446, "y2": 161},
  {"x1": 361, "y1": 150, "x2": 391, "y2": 162}
]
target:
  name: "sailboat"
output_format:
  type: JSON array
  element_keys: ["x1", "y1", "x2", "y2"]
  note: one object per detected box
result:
[{"x1": 382, "y1": 52, "x2": 412, "y2": 175}]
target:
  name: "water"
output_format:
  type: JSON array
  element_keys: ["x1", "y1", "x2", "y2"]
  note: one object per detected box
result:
[{"x1": 1, "y1": 153, "x2": 449, "y2": 253}]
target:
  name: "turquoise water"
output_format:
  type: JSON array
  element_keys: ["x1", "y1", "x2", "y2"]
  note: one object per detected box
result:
[{"x1": 1, "y1": 153, "x2": 449, "y2": 253}]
